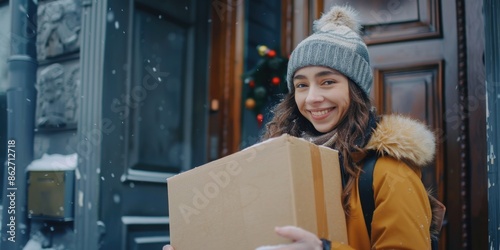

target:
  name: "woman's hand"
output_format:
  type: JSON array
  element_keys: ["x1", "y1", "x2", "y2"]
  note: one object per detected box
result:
[
  {"x1": 162, "y1": 245, "x2": 173, "y2": 250},
  {"x1": 255, "y1": 226, "x2": 323, "y2": 250}
]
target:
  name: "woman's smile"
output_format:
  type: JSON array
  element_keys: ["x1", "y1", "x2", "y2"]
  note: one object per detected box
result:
[{"x1": 309, "y1": 108, "x2": 335, "y2": 120}]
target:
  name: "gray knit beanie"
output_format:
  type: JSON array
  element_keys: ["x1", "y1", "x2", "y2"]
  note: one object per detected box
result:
[{"x1": 287, "y1": 5, "x2": 372, "y2": 96}]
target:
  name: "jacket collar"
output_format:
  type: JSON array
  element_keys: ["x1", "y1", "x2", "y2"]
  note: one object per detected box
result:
[{"x1": 365, "y1": 115, "x2": 436, "y2": 168}]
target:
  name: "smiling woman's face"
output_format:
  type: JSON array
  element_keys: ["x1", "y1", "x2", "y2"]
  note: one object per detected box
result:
[{"x1": 293, "y1": 66, "x2": 350, "y2": 133}]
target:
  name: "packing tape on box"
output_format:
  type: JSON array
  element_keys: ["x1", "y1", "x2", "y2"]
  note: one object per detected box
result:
[{"x1": 309, "y1": 144, "x2": 328, "y2": 239}]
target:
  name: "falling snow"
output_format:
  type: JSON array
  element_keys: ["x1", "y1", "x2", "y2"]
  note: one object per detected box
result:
[
  {"x1": 113, "y1": 194, "x2": 120, "y2": 204},
  {"x1": 18, "y1": 4, "x2": 26, "y2": 14},
  {"x1": 107, "y1": 11, "x2": 115, "y2": 22}
]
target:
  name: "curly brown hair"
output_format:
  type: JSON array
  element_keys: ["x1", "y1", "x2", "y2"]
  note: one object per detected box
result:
[{"x1": 262, "y1": 80, "x2": 373, "y2": 213}]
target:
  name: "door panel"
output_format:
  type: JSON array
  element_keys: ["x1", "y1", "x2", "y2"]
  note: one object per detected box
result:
[
  {"x1": 351, "y1": 0, "x2": 441, "y2": 44},
  {"x1": 374, "y1": 62, "x2": 444, "y2": 198},
  {"x1": 127, "y1": 6, "x2": 189, "y2": 179},
  {"x1": 325, "y1": 0, "x2": 459, "y2": 248},
  {"x1": 122, "y1": 216, "x2": 170, "y2": 250},
  {"x1": 100, "y1": 0, "x2": 210, "y2": 249}
]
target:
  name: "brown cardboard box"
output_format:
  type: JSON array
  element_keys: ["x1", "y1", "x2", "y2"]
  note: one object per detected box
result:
[{"x1": 167, "y1": 134, "x2": 347, "y2": 249}]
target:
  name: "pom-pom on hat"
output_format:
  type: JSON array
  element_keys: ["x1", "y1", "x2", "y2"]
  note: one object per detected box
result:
[{"x1": 286, "y1": 5, "x2": 372, "y2": 96}]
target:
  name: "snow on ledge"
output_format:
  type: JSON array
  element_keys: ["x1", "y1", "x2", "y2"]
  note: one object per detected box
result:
[{"x1": 26, "y1": 153, "x2": 78, "y2": 171}]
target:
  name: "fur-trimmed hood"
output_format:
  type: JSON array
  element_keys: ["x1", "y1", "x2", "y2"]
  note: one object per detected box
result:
[{"x1": 365, "y1": 115, "x2": 436, "y2": 168}]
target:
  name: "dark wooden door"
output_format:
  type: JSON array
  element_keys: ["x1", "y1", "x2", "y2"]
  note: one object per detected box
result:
[
  {"x1": 327, "y1": 0, "x2": 467, "y2": 248},
  {"x1": 99, "y1": 0, "x2": 210, "y2": 249}
]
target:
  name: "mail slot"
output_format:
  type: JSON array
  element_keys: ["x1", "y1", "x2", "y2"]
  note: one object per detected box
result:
[{"x1": 27, "y1": 170, "x2": 74, "y2": 221}]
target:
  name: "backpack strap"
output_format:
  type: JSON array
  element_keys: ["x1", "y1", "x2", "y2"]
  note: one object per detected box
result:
[
  {"x1": 358, "y1": 153, "x2": 439, "y2": 250},
  {"x1": 358, "y1": 152, "x2": 377, "y2": 240}
]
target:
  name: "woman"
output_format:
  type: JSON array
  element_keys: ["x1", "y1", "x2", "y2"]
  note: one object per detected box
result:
[
  {"x1": 164, "y1": 5, "x2": 442, "y2": 250},
  {"x1": 255, "y1": 5, "x2": 441, "y2": 250}
]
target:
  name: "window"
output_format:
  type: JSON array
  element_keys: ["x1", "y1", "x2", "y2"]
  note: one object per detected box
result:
[{"x1": 123, "y1": 1, "x2": 209, "y2": 182}]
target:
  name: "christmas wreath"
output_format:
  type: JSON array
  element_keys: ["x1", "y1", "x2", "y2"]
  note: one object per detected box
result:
[{"x1": 242, "y1": 45, "x2": 289, "y2": 126}]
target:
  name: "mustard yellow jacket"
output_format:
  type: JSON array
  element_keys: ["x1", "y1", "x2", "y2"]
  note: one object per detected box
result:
[{"x1": 332, "y1": 115, "x2": 435, "y2": 250}]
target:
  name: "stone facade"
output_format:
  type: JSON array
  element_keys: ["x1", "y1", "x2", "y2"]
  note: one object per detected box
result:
[
  {"x1": 37, "y1": 0, "x2": 81, "y2": 60},
  {"x1": 35, "y1": 63, "x2": 79, "y2": 128},
  {"x1": 35, "y1": 0, "x2": 81, "y2": 128}
]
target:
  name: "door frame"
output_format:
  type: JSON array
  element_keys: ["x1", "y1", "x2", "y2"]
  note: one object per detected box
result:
[{"x1": 207, "y1": 0, "x2": 245, "y2": 158}]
